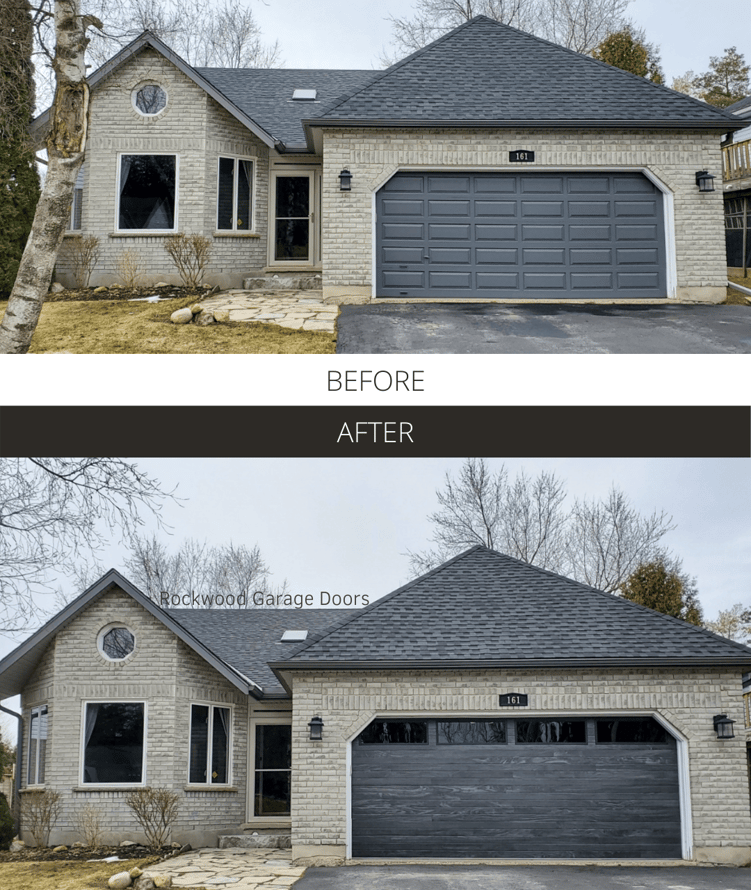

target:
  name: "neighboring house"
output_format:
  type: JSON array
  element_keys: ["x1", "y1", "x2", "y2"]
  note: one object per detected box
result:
[
  {"x1": 1, "y1": 546, "x2": 751, "y2": 863},
  {"x1": 723, "y1": 95, "x2": 751, "y2": 273},
  {"x1": 39, "y1": 16, "x2": 743, "y2": 302}
]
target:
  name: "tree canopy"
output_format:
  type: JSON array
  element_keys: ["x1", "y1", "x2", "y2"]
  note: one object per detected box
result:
[
  {"x1": 591, "y1": 24, "x2": 663, "y2": 83},
  {"x1": 672, "y1": 47, "x2": 750, "y2": 107},
  {"x1": 409, "y1": 458, "x2": 676, "y2": 593},
  {"x1": 618, "y1": 556, "x2": 703, "y2": 625}
]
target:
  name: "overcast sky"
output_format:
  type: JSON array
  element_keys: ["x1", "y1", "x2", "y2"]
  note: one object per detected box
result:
[{"x1": 250, "y1": 0, "x2": 750, "y2": 84}]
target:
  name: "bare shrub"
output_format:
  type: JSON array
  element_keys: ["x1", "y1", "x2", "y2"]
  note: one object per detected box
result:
[
  {"x1": 117, "y1": 249, "x2": 145, "y2": 287},
  {"x1": 164, "y1": 233, "x2": 212, "y2": 287},
  {"x1": 20, "y1": 789, "x2": 60, "y2": 847},
  {"x1": 72, "y1": 802, "x2": 103, "y2": 848},
  {"x1": 70, "y1": 235, "x2": 101, "y2": 288},
  {"x1": 125, "y1": 787, "x2": 179, "y2": 852}
]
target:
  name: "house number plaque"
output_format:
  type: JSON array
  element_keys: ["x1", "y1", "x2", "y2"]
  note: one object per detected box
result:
[
  {"x1": 509, "y1": 150, "x2": 535, "y2": 162},
  {"x1": 499, "y1": 693, "x2": 528, "y2": 706}
]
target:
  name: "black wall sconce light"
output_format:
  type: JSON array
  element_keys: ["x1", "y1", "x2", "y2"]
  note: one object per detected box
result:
[
  {"x1": 695, "y1": 170, "x2": 715, "y2": 192},
  {"x1": 339, "y1": 169, "x2": 352, "y2": 191},
  {"x1": 308, "y1": 715, "x2": 324, "y2": 741},
  {"x1": 713, "y1": 714, "x2": 735, "y2": 739}
]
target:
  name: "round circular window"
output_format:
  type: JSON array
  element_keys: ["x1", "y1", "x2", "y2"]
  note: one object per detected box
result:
[
  {"x1": 99, "y1": 626, "x2": 136, "y2": 660},
  {"x1": 134, "y1": 84, "x2": 167, "y2": 116}
]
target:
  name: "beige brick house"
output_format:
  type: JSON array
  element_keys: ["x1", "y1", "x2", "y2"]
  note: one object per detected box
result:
[
  {"x1": 1, "y1": 547, "x2": 750, "y2": 864},
  {"x1": 41, "y1": 16, "x2": 742, "y2": 302}
]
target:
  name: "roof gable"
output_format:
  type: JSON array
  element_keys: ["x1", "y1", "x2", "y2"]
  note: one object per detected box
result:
[
  {"x1": 32, "y1": 32, "x2": 281, "y2": 149},
  {"x1": 0, "y1": 570, "x2": 259, "y2": 699},
  {"x1": 276, "y1": 546, "x2": 751, "y2": 670},
  {"x1": 311, "y1": 16, "x2": 740, "y2": 130}
]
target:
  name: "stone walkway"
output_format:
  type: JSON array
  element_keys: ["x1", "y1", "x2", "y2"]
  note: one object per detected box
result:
[
  {"x1": 141, "y1": 847, "x2": 306, "y2": 889},
  {"x1": 198, "y1": 290, "x2": 339, "y2": 333}
]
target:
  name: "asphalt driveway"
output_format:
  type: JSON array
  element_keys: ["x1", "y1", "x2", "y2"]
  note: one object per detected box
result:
[
  {"x1": 294, "y1": 864, "x2": 751, "y2": 890},
  {"x1": 335, "y1": 303, "x2": 751, "y2": 353}
]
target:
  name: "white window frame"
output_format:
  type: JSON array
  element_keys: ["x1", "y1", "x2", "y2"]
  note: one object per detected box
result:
[
  {"x1": 80, "y1": 700, "x2": 147, "y2": 787},
  {"x1": 115, "y1": 152, "x2": 179, "y2": 234},
  {"x1": 247, "y1": 711, "x2": 292, "y2": 823},
  {"x1": 268, "y1": 167, "x2": 319, "y2": 267},
  {"x1": 216, "y1": 156, "x2": 256, "y2": 234},
  {"x1": 27, "y1": 704, "x2": 48, "y2": 786},
  {"x1": 97, "y1": 622, "x2": 137, "y2": 662},
  {"x1": 187, "y1": 701, "x2": 233, "y2": 787}
]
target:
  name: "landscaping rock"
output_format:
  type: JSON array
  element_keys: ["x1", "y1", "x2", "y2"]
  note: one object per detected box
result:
[
  {"x1": 10, "y1": 840, "x2": 26, "y2": 852},
  {"x1": 133, "y1": 876, "x2": 155, "y2": 890},
  {"x1": 179, "y1": 843, "x2": 192, "y2": 855},
  {"x1": 213, "y1": 308, "x2": 230, "y2": 323},
  {"x1": 108, "y1": 870, "x2": 133, "y2": 889},
  {"x1": 170, "y1": 307, "x2": 194, "y2": 324},
  {"x1": 189, "y1": 303, "x2": 204, "y2": 315},
  {"x1": 153, "y1": 876, "x2": 172, "y2": 888},
  {"x1": 93, "y1": 286, "x2": 109, "y2": 293},
  {"x1": 52, "y1": 845, "x2": 68, "y2": 852},
  {"x1": 130, "y1": 866, "x2": 143, "y2": 878},
  {"x1": 50, "y1": 282, "x2": 65, "y2": 293},
  {"x1": 120, "y1": 840, "x2": 137, "y2": 847},
  {"x1": 195, "y1": 309, "x2": 215, "y2": 326}
]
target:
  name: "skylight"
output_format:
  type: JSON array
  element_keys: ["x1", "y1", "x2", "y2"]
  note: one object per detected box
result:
[
  {"x1": 292, "y1": 89, "x2": 317, "y2": 101},
  {"x1": 281, "y1": 630, "x2": 309, "y2": 641}
]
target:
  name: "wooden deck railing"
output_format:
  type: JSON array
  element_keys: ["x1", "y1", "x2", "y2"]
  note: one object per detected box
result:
[{"x1": 723, "y1": 139, "x2": 751, "y2": 182}]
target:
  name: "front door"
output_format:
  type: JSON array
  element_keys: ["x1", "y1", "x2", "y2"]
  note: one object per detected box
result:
[
  {"x1": 253, "y1": 723, "x2": 291, "y2": 817},
  {"x1": 274, "y1": 174, "x2": 313, "y2": 263}
]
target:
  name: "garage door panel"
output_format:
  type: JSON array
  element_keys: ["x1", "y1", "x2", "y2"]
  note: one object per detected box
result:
[
  {"x1": 429, "y1": 272, "x2": 472, "y2": 288},
  {"x1": 376, "y1": 172, "x2": 666, "y2": 298},
  {"x1": 352, "y1": 718, "x2": 681, "y2": 859},
  {"x1": 382, "y1": 271, "x2": 424, "y2": 287}
]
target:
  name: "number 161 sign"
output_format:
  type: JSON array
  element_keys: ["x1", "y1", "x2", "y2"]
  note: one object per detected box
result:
[{"x1": 499, "y1": 693, "x2": 529, "y2": 706}]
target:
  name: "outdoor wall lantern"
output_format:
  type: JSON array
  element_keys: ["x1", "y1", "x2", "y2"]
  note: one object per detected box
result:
[
  {"x1": 308, "y1": 716, "x2": 324, "y2": 741},
  {"x1": 695, "y1": 170, "x2": 716, "y2": 192},
  {"x1": 713, "y1": 714, "x2": 735, "y2": 739},
  {"x1": 338, "y1": 169, "x2": 352, "y2": 191}
]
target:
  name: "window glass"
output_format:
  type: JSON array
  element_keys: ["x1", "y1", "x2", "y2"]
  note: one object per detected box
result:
[
  {"x1": 135, "y1": 85, "x2": 167, "y2": 115},
  {"x1": 596, "y1": 718, "x2": 670, "y2": 744},
  {"x1": 357, "y1": 721, "x2": 428, "y2": 744},
  {"x1": 189, "y1": 704, "x2": 231, "y2": 784},
  {"x1": 515, "y1": 719, "x2": 586, "y2": 744},
  {"x1": 119, "y1": 155, "x2": 176, "y2": 230},
  {"x1": 217, "y1": 158, "x2": 253, "y2": 231},
  {"x1": 276, "y1": 177, "x2": 309, "y2": 218},
  {"x1": 254, "y1": 724, "x2": 291, "y2": 816},
  {"x1": 83, "y1": 703, "x2": 144, "y2": 783},
  {"x1": 217, "y1": 158, "x2": 234, "y2": 230},
  {"x1": 274, "y1": 176, "x2": 309, "y2": 260},
  {"x1": 189, "y1": 704, "x2": 209, "y2": 783},
  {"x1": 101, "y1": 627, "x2": 135, "y2": 660},
  {"x1": 437, "y1": 720, "x2": 506, "y2": 744},
  {"x1": 28, "y1": 705, "x2": 48, "y2": 784}
]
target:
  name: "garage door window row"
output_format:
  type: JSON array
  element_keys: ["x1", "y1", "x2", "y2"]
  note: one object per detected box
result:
[{"x1": 356, "y1": 716, "x2": 670, "y2": 746}]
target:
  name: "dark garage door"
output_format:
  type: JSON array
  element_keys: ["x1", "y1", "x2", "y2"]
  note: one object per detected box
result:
[
  {"x1": 376, "y1": 172, "x2": 666, "y2": 299},
  {"x1": 351, "y1": 717, "x2": 682, "y2": 859}
]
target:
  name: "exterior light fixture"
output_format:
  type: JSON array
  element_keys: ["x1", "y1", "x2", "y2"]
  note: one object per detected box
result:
[
  {"x1": 308, "y1": 716, "x2": 324, "y2": 741},
  {"x1": 338, "y1": 169, "x2": 352, "y2": 191},
  {"x1": 713, "y1": 714, "x2": 735, "y2": 739},
  {"x1": 695, "y1": 170, "x2": 715, "y2": 192}
]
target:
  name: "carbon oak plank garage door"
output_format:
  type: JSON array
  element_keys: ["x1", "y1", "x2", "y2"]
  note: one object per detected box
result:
[
  {"x1": 375, "y1": 172, "x2": 666, "y2": 299},
  {"x1": 351, "y1": 718, "x2": 681, "y2": 859}
]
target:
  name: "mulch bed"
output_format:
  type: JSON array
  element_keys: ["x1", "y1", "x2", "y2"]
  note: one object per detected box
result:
[
  {"x1": 44, "y1": 285, "x2": 214, "y2": 303},
  {"x1": 0, "y1": 843, "x2": 178, "y2": 862}
]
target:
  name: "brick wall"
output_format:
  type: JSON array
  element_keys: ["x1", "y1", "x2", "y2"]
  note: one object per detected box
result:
[
  {"x1": 55, "y1": 48, "x2": 270, "y2": 289},
  {"x1": 20, "y1": 588, "x2": 248, "y2": 847},
  {"x1": 321, "y1": 127, "x2": 727, "y2": 302},
  {"x1": 290, "y1": 667, "x2": 751, "y2": 863}
]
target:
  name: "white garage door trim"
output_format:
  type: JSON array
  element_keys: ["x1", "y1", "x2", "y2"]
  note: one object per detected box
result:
[
  {"x1": 369, "y1": 167, "x2": 676, "y2": 301},
  {"x1": 345, "y1": 709, "x2": 691, "y2": 860}
]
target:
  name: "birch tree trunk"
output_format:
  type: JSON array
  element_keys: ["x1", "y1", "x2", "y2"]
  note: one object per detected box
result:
[{"x1": 0, "y1": 0, "x2": 101, "y2": 354}]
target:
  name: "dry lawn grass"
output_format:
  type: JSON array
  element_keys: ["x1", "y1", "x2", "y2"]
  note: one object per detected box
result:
[
  {"x1": 0, "y1": 857, "x2": 157, "y2": 890},
  {"x1": 0, "y1": 298, "x2": 335, "y2": 354}
]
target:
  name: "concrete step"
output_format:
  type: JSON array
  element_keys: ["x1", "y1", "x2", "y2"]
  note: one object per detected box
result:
[
  {"x1": 242, "y1": 274, "x2": 322, "y2": 291},
  {"x1": 218, "y1": 832, "x2": 291, "y2": 850}
]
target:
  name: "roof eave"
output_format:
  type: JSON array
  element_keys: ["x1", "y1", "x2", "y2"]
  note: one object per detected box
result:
[
  {"x1": 307, "y1": 118, "x2": 742, "y2": 131},
  {"x1": 271, "y1": 656, "x2": 751, "y2": 671}
]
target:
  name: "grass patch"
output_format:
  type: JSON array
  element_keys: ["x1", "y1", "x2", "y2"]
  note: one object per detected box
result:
[
  {"x1": 1, "y1": 298, "x2": 336, "y2": 354},
  {"x1": 0, "y1": 857, "x2": 157, "y2": 890},
  {"x1": 727, "y1": 270, "x2": 751, "y2": 305}
]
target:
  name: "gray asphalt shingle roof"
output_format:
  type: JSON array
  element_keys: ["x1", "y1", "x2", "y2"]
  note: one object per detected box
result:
[
  {"x1": 195, "y1": 68, "x2": 376, "y2": 146},
  {"x1": 278, "y1": 547, "x2": 751, "y2": 669},
  {"x1": 167, "y1": 608, "x2": 358, "y2": 694},
  {"x1": 313, "y1": 16, "x2": 739, "y2": 129}
]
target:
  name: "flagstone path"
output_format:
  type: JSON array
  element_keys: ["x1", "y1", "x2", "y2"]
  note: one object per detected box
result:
[
  {"x1": 197, "y1": 290, "x2": 339, "y2": 333},
  {"x1": 141, "y1": 847, "x2": 306, "y2": 889}
]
